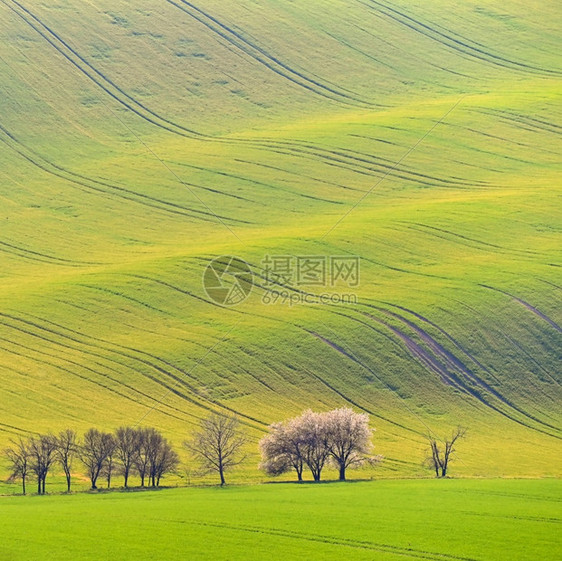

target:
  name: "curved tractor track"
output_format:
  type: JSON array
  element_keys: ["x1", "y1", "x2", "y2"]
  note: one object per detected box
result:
[
  {"x1": 0, "y1": 311, "x2": 267, "y2": 431},
  {"x1": 165, "y1": 0, "x2": 376, "y2": 109},
  {"x1": 2, "y1": 0, "x2": 204, "y2": 139},
  {"x1": 359, "y1": 0, "x2": 561, "y2": 76},
  {"x1": 0, "y1": 125, "x2": 246, "y2": 225}
]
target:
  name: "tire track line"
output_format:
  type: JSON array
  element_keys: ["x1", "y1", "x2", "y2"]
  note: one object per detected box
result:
[
  {"x1": 2, "y1": 0, "x2": 203, "y2": 139},
  {"x1": 481, "y1": 286, "x2": 562, "y2": 334},
  {"x1": 14, "y1": 310, "x2": 268, "y2": 429},
  {"x1": 477, "y1": 109, "x2": 562, "y2": 137},
  {"x1": 370, "y1": 305, "x2": 561, "y2": 433},
  {"x1": 355, "y1": 307, "x2": 561, "y2": 438},
  {"x1": 169, "y1": 160, "x2": 350, "y2": 202},
  {"x1": 0, "y1": 313, "x2": 224, "y2": 418},
  {"x1": 0, "y1": 126, "x2": 246, "y2": 224},
  {"x1": 0, "y1": 316, "x2": 212, "y2": 411},
  {"x1": 360, "y1": 0, "x2": 561, "y2": 76},
  {"x1": 251, "y1": 139, "x2": 482, "y2": 187},
  {"x1": 166, "y1": 0, "x2": 374, "y2": 108},
  {"x1": 166, "y1": 518, "x2": 479, "y2": 561},
  {"x1": 0, "y1": 339, "x2": 198, "y2": 425},
  {"x1": 402, "y1": 223, "x2": 543, "y2": 258},
  {"x1": 304, "y1": 331, "x2": 416, "y2": 434},
  {"x1": 0, "y1": 240, "x2": 102, "y2": 267}
]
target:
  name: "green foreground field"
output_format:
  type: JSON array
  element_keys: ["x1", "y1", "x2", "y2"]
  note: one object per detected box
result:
[{"x1": 0, "y1": 480, "x2": 560, "y2": 561}]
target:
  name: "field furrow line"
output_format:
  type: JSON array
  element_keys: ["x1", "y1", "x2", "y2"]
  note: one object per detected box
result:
[
  {"x1": 167, "y1": 0, "x2": 374, "y2": 108},
  {"x1": 166, "y1": 518, "x2": 479, "y2": 561},
  {"x1": 477, "y1": 109, "x2": 562, "y2": 137},
  {"x1": 358, "y1": 308, "x2": 561, "y2": 438},
  {"x1": 0, "y1": 339, "x2": 198, "y2": 425},
  {"x1": 0, "y1": 420, "x2": 35, "y2": 437},
  {"x1": 0, "y1": 127, "x2": 244, "y2": 224},
  {"x1": 305, "y1": 325, "x2": 420, "y2": 435},
  {"x1": 361, "y1": 0, "x2": 561, "y2": 76},
  {"x1": 169, "y1": 159, "x2": 348, "y2": 202},
  {"x1": 481, "y1": 286, "x2": 562, "y2": 334},
  {"x1": 14, "y1": 310, "x2": 268, "y2": 429},
  {"x1": 255, "y1": 141, "x2": 476, "y2": 188},
  {"x1": 404, "y1": 223, "x2": 543, "y2": 258},
  {"x1": 255, "y1": 139, "x2": 486, "y2": 187},
  {"x1": 2, "y1": 0, "x2": 204, "y2": 138},
  {"x1": 233, "y1": 158, "x2": 363, "y2": 192},
  {"x1": 373, "y1": 306, "x2": 561, "y2": 434},
  {"x1": 0, "y1": 313, "x2": 223, "y2": 418},
  {"x1": 0, "y1": 241, "x2": 101, "y2": 267}
]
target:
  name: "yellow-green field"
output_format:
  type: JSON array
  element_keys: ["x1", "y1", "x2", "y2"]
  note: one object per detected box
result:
[{"x1": 0, "y1": 0, "x2": 560, "y2": 486}]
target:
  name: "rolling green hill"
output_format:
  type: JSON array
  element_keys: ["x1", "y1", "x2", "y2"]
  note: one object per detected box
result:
[{"x1": 0, "y1": 0, "x2": 560, "y2": 480}]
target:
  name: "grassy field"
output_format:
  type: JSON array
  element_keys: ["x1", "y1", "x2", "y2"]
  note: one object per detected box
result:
[
  {"x1": 0, "y1": 0, "x2": 560, "y2": 482},
  {"x1": 0, "y1": 480, "x2": 560, "y2": 561}
]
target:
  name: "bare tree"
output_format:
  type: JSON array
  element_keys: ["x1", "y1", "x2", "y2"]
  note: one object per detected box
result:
[
  {"x1": 114, "y1": 426, "x2": 139, "y2": 488},
  {"x1": 4, "y1": 438, "x2": 30, "y2": 495},
  {"x1": 28, "y1": 434, "x2": 57, "y2": 494},
  {"x1": 80, "y1": 429, "x2": 115, "y2": 489},
  {"x1": 324, "y1": 408, "x2": 373, "y2": 481},
  {"x1": 259, "y1": 419, "x2": 305, "y2": 481},
  {"x1": 55, "y1": 429, "x2": 78, "y2": 493},
  {"x1": 151, "y1": 437, "x2": 179, "y2": 487},
  {"x1": 185, "y1": 414, "x2": 247, "y2": 486},
  {"x1": 426, "y1": 427, "x2": 466, "y2": 478},
  {"x1": 146, "y1": 428, "x2": 164, "y2": 487},
  {"x1": 101, "y1": 439, "x2": 117, "y2": 489},
  {"x1": 134, "y1": 427, "x2": 153, "y2": 487}
]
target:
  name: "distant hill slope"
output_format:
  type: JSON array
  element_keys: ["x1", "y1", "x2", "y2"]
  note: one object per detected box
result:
[{"x1": 0, "y1": 0, "x2": 560, "y2": 477}]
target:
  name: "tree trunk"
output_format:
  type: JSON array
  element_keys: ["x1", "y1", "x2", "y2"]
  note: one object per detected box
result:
[
  {"x1": 41, "y1": 477, "x2": 46, "y2": 495},
  {"x1": 66, "y1": 474, "x2": 71, "y2": 493},
  {"x1": 22, "y1": 475, "x2": 26, "y2": 496},
  {"x1": 140, "y1": 474, "x2": 145, "y2": 487},
  {"x1": 219, "y1": 469, "x2": 226, "y2": 486},
  {"x1": 339, "y1": 464, "x2": 346, "y2": 481},
  {"x1": 37, "y1": 478, "x2": 41, "y2": 495},
  {"x1": 124, "y1": 471, "x2": 129, "y2": 488}
]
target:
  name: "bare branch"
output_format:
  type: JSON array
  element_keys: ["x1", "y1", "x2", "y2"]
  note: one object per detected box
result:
[{"x1": 185, "y1": 414, "x2": 247, "y2": 485}]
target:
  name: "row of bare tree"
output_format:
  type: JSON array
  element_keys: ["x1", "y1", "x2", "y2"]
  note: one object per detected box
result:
[
  {"x1": 5, "y1": 427, "x2": 178, "y2": 494},
  {"x1": 4, "y1": 410, "x2": 465, "y2": 494}
]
